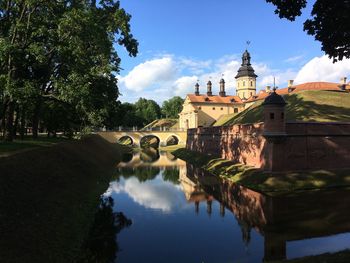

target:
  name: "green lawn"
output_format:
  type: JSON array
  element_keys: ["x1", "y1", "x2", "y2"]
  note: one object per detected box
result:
[
  {"x1": 223, "y1": 90, "x2": 350, "y2": 125},
  {"x1": 0, "y1": 136, "x2": 71, "y2": 156},
  {"x1": 172, "y1": 148, "x2": 350, "y2": 195}
]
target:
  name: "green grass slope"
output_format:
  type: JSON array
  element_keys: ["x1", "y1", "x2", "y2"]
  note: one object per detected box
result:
[
  {"x1": 141, "y1": 118, "x2": 178, "y2": 130},
  {"x1": 224, "y1": 90, "x2": 350, "y2": 125},
  {"x1": 0, "y1": 135, "x2": 128, "y2": 263},
  {"x1": 212, "y1": 113, "x2": 238, "y2": 126}
]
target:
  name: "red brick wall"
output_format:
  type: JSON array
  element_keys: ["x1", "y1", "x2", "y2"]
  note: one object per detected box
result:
[{"x1": 186, "y1": 122, "x2": 350, "y2": 171}]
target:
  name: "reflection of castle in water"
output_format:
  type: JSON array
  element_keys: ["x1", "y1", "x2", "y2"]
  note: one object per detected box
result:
[
  {"x1": 180, "y1": 163, "x2": 350, "y2": 262},
  {"x1": 118, "y1": 148, "x2": 186, "y2": 168}
]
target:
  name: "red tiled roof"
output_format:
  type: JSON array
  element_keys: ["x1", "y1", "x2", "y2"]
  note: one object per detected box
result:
[
  {"x1": 246, "y1": 81, "x2": 350, "y2": 102},
  {"x1": 187, "y1": 94, "x2": 243, "y2": 104}
]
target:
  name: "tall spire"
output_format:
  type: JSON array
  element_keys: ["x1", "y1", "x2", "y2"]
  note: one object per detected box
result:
[{"x1": 235, "y1": 49, "x2": 257, "y2": 79}]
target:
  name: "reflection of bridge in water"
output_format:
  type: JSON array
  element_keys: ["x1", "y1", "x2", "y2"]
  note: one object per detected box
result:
[
  {"x1": 180, "y1": 163, "x2": 350, "y2": 262},
  {"x1": 118, "y1": 148, "x2": 186, "y2": 169},
  {"x1": 98, "y1": 130, "x2": 187, "y2": 147}
]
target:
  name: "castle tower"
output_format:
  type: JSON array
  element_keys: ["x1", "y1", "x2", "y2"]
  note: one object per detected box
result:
[
  {"x1": 219, "y1": 78, "x2": 226, "y2": 97},
  {"x1": 262, "y1": 88, "x2": 287, "y2": 136},
  {"x1": 235, "y1": 50, "x2": 257, "y2": 99}
]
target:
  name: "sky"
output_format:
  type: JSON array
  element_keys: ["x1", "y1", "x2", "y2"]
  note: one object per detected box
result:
[{"x1": 116, "y1": 0, "x2": 350, "y2": 104}]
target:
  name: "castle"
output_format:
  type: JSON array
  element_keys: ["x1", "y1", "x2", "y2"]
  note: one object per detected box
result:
[{"x1": 179, "y1": 50, "x2": 350, "y2": 130}]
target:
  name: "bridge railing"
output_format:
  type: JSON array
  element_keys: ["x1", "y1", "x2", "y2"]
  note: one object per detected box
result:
[{"x1": 97, "y1": 126, "x2": 186, "y2": 132}]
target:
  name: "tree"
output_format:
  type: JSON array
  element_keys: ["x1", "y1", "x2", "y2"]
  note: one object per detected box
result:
[
  {"x1": 266, "y1": 0, "x2": 350, "y2": 61},
  {"x1": 0, "y1": 0, "x2": 138, "y2": 141},
  {"x1": 161, "y1": 96, "x2": 184, "y2": 118},
  {"x1": 134, "y1": 98, "x2": 161, "y2": 126}
]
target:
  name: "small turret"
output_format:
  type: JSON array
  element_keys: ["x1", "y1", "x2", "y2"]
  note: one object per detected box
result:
[
  {"x1": 262, "y1": 88, "x2": 287, "y2": 137},
  {"x1": 219, "y1": 78, "x2": 226, "y2": 97},
  {"x1": 207, "y1": 80, "x2": 212, "y2": 96},
  {"x1": 195, "y1": 82, "x2": 200, "y2": 96}
]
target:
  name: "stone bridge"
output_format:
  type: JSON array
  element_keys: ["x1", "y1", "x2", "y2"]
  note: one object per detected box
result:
[{"x1": 97, "y1": 130, "x2": 187, "y2": 147}]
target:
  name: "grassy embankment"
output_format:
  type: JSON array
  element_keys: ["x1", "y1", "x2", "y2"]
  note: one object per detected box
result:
[
  {"x1": 171, "y1": 90, "x2": 350, "y2": 194},
  {"x1": 172, "y1": 147, "x2": 350, "y2": 194},
  {"x1": 0, "y1": 135, "x2": 130, "y2": 263},
  {"x1": 0, "y1": 136, "x2": 71, "y2": 157},
  {"x1": 222, "y1": 90, "x2": 350, "y2": 125}
]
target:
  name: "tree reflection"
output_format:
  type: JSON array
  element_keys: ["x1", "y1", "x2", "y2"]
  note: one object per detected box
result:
[
  {"x1": 162, "y1": 168, "x2": 180, "y2": 184},
  {"x1": 117, "y1": 167, "x2": 161, "y2": 182},
  {"x1": 77, "y1": 197, "x2": 132, "y2": 263}
]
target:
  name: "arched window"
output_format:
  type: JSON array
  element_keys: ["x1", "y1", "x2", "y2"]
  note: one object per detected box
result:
[
  {"x1": 234, "y1": 108, "x2": 238, "y2": 113},
  {"x1": 270, "y1": 113, "x2": 275, "y2": 119},
  {"x1": 250, "y1": 81, "x2": 253, "y2": 86},
  {"x1": 212, "y1": 107, "x2": 215, "y2": 110},
  {"x1": 281, "y1": 112, "x2": 284, "y2": 119}
]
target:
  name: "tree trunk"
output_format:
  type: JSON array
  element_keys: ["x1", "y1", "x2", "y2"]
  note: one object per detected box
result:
[
  {"x1": 4, "y1": 101, "x2": 15, "y2": 141},
  {"x1": 20, "y1": 106, "x2": 26, "y2": 140},
  {"x1": 32, "y1": 98, "x2": 42, "y2": 139},
  {"x1": 12, "y1": 104, "x2": 20, "y2": 138}
]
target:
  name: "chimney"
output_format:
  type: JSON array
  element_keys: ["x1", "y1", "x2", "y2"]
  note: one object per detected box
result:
[
  {"x1": 219, "y1": 78, "x2": 226, "y2": 97},
  {"x1": 339, "y1": 77, "x2": 347, "y2": 91},
  {"x1": 194, "y1": 82, "x2": 200, "y2": 96},
  {"x1": 341, "y1": 77, "x2": 347, "y2": 84},
  {"x1": 288, "y1": 79, "x2": 294, "y2": 93},
  {"x1": 207, "y1": 80, "x2": 212, "y2": 96},
  {"x1": 265, "y1": 85, "x2": 271, "y2": 93}
]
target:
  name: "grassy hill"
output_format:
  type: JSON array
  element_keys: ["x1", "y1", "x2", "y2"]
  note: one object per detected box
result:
[
  {"x1": 142, "y1": 118, "x2": 178, "y2": 130},
  {"x1": 222, "y1": 90, "x2": 350, "y2": 126}
]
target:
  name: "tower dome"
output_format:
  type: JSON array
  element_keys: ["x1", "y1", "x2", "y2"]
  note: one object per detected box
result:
[{"x1": 235, "y1": 50, "x2": 257, "y2": 99}]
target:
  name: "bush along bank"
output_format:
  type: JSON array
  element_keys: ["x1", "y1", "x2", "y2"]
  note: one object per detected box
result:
[
  {"x1": 172, "y1": 148, "x2": 350, "y2": 195},
  {"x1": 0, "y1": 135, "x2": 130, "y2": 263}
]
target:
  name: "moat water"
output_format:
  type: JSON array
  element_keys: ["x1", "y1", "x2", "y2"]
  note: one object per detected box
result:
[{"x1": 96, "y1": 149, "x2": 350, "y2": 263}]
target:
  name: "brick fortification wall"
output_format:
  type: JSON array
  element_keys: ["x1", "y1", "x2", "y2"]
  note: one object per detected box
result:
[{"x1": 186, "y1": 122, "x2": 350, "y2": 171}]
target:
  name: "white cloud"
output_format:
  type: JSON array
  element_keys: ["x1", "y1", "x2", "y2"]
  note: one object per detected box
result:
[
  {"x1": 106, "y1": 176, "x2": 189, "y2": 212},
  {"x1": 294, "y1": 55, "x2": 350, "y2": 84},
  {"x1": 173, "y1": 76, "x2": 198, "y2": 96},
  {"x1": 284, "y1": 55, "x2": 304, "y2": 63},
  {"x1": 119, "y1": 56, "x2": 177, "y2": 92}
]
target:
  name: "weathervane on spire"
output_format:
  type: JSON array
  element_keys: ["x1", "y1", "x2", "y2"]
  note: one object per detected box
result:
[{"x1": 246, "y1": 40, "x2": 251, "y2": 49}]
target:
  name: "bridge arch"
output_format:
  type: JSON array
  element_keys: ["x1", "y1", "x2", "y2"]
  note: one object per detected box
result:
[
  {"x1": 165, "y1": 134, "x2": 180, "y2": 146},
  {"x1": 117, "y1": 135, "x2": 134, "y2": 146},
  {"x1": 121, "y1": 152, "x2": 134, "y2": 163},
  {"x1": 140, "y1": 134, "x2": 161, "y2": 148}
]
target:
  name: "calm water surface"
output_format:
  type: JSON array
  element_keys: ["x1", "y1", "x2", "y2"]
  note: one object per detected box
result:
[{"x1": 102, "y1": 149, "x2": 350, "y2": 263}]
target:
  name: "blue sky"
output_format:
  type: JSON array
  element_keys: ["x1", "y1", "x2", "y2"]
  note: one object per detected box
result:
[{"x1": 116, "y1": 0, "x2": 350, "y2": 103}]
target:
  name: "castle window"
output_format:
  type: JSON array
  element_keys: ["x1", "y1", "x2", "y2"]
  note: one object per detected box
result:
[
  {"x1": 270, "y1": 113, "x2": 275, "y2": 120},
  {"x1": 243, "y1": 81, "x2": 245, "y2": 87},
  {"x1": 250, "y1": 81, "x2": 253, "y2": 86},
  {"x1": 281, "y1": 112, "x2": 284, "y2": 119},
  {"x1": 250, "y1": 92, "x2": 252, "y2": 96},
  {"x1": 220, "y1": 107, "x2": 223, "y2": 110},
  {"x1": 198, "y1": 106, "x2": 201, "y2": 110},
  {"x1": 212, "y1": 107, "x2": 215, "y2": 110},
  {"x1": 234, "y1": 108, "x2": 238, "y2": 113}
]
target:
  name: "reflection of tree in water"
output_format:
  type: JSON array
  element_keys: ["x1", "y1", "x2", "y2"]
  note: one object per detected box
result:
[
  {"x1": 140, "y1": 148, "x2": 160, "y2": 163},
  {"x1": 162, "y1": 168, "x2": 180, "y2": 184},
  {"x1": 117, "y1": 167, "x2": 161, "y2": 182},
  {"x1": 77, "y1": 197, "x2": 132, "y2": 263},
  {"x1": 236, "y1": 216, "x2": 252, "y2": 248}
]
